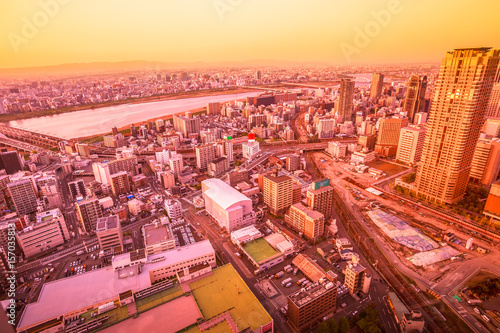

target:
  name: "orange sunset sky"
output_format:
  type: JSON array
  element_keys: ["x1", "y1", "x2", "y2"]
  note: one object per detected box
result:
[{"x1": 1, "y1": 0, "x2": 500, "y2": 69}]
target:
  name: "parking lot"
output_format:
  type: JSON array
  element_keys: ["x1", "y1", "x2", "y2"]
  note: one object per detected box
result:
[{"x1": 59, "y1": 244, "x2": 103, "y2": 278}]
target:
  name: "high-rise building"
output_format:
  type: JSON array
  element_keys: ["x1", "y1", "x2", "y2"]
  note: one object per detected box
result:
[
  {"x1": 370, "y1": 73, "x2": 384, "y2": 99},
  {"x1": 306, "y1": 179, "x2": 334, "y2": 219},
  {"x1": 285, "y1": 203, "x2": 325, "y2": 241},
  {"x1": 470, "y1": 138, "x2": 500, "y2": 186},
  {"x1": 287, "y1": 279, "x2": 337, "y2": 332},
  {"x1": 358, "y1": 135, "x2": 376, "y2": 150},
  {"x1": 8, "y1": 180, "x2": 37, "y2": 216},
  {"x1": 196, "y1": 144, "x2": 217, "y2": 170},
  {"x1": 173, "y1": 115, "x2": 201, "y2": 137},
  {"x1": 336, "y1": 79, "x2": 355, "y2": 122},
  {"x1": 16, "y1": 209, "x2": 70, "y2": 258},
  {"x1": 483, "y1": 179, "x2": 500, "y2": 224},
  {"x1": 396, "y1": 126, "x2": 426, "y2": 165},
  {"x1": 414, "y1": 48, "x2": 500, "y2": 204},
  {"x1": 68, "y1": 179, "x2": 86, "y2": 200},
  {"x1": 485, "y1": 82, "x2": 500, "y2": 118},
  {"x1": 130, "y1": 123, "x2": 137, "y2": 137},
  {"x1": 76, "y1": 198, "x2": 104, "y2": 233},
  {"x1": 263, "y1": 175, "x2": 293, "y2": 216},
  {"x1": 155, "y1": 149, "x2": 172, "y2": 164},
  {"x1": 224, "y1": 139, "x2": 234, "y2": 162},
  {"x1": 95, "y1": 215, "x2": 123, "y2": 256},
  {"x1": 375, "y1": 117, "x2": 409, "y2": 158},
  {"x1": 402, "y1": 75, "x2": 428, "y2": 123},
  {"x1": 0, "y1": 151, "x2": 23, "y2": 174},
  {"x1": 110, "y1": 171, "x2": 131, "y2": 197},
  {"x1": 286, "y1": 154, "x2": 301, "y2": 171}
]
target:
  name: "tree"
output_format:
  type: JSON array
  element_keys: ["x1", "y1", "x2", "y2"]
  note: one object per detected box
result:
[
  {"x1": 338, "y1": 316, "x2": 349, "y2": 333},
  {"x1": 327, "y1": 318, "x2": 339, "y2": 333},
  {"x1": 318, "y1": 321, "x2": 330, "y2": 333}
]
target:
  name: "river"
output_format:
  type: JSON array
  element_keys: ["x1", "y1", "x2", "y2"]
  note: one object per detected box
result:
[{"x1": 2, "y1": 91, "x2": 259, "y2": 139}]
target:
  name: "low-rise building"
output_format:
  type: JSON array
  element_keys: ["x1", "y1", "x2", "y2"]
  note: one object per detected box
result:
[
  {"x1": 285, "y1": 203, "x2": 325, "y2": 241},
  {"x1": 164, "y1": 199, "x2": 183, "y2": 220},
  {"x1": 95, "y1": 215, "x2": 123, "y2": 256},
  {"x1": 142, "y1": 220, "x2": 176, "y2": 255}
]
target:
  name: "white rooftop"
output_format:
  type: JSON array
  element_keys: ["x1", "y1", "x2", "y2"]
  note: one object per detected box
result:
[{"x1": 202, "y1": 178, "x2": 252, "y2": 210}]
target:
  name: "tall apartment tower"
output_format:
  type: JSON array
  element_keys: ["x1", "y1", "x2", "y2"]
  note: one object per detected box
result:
[
  {"x1": 207, "y1": 102, "x2": 220, "y2": 115},
  {"x1": 414, "y1": 48, "x2": 500, "y2": 204},
  {"x1": 8, "y1": 180, "x2": 37, "y2": 216},
  {"x1": 370, "y1": 73, "x2": 384, "y2": 99},
  {"x1": 110, "y1": 171, "x2": 131, "y2": 197},
  {"x1": 470, "y1": 138, "x2": 500, "y2": 186},
  {"x1": 306, "y1": 179, "x2": 334, "y2": 219},
  {"x1": 68, "y1": 179, "x2": 86, "y2": 200},
  {"x1": 173, "y1": 115, "x2": 201, "y2": 137},
  {"x1": 336, "y1": 79, "x2": 355, "y2": 122},
  {"x1": 76, "y1": 198, "x2": 104, "y2": 233},
  {"x1": 223, "y1": 140, "x2": 234, "y2": 162},
  {"x1": 263, "y1": 175, "x2": 293, "y2": 216},
  {"x1": 402, "y1": 75, "x2": 428, "y2": 123}
]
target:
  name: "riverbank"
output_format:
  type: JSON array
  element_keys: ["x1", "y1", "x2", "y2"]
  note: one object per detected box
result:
[{"x1": 0, "y1": 87, "x2": 255, "y2": 123}]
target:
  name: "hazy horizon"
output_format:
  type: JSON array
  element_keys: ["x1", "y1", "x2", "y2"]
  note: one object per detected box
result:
[{"x1": 2, "y1": 0, "x2": 499, "y2": 70}]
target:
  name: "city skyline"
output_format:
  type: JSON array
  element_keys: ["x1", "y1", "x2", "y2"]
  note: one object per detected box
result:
[{"x1": 1, "y1": 0, "x2": 500, "y2": 69}]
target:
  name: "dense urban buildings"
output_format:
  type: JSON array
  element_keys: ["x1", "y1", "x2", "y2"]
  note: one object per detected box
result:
[
  {"x1": 402, "y1": 75, "x2": 428, "y2": 123},
  {"x1": 263, "y1": 175, "x2": 293, "y2": 216}
]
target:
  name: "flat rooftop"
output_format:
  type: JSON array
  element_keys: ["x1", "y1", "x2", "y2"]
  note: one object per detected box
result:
[
  {"x1": 243, "y1": 237, "x2": 280, "y2": 263},
  {"x1": 95, "y1": 215, "x2": 119, "y2": 232},
  {"x1": 189, "y1": 265, "x2": 272, "y2": 331},
  {"x1": 202, "y1": 178, "x2": 252, "y2": 210},
  {"x1": 290, "y1": 203, "x2": 324, "y2": 220},
  {"x1": 143, "y1": 222, "x2": 174, "y2": 246},
  {"x1": 288, "y1": 282, "x2": 336, "y2": 308}
]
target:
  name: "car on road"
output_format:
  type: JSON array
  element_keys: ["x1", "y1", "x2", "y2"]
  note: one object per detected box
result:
[{"x1": 352, "y1": 311, "x2": 358, "y2": 316}]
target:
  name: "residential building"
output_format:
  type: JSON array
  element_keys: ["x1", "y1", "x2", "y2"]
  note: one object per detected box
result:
[
  {"x1": 92, "y1": 156, "x2": 138, "y2": 185},
  {"x1": 160, "y1": 170, "x2": 176, "y2": 189},
  {"x1": 317, "y1": 119, "x2": 336, "y2": 139},
  {"x1": 8, "y1": 179, "x2": 37, "y2": 216},
  {"x1": 223, "y1": 139, "x2": 234, "y2": 162},
  {"x1": 68, "y1": 179, "x2": 86, "y2": 200},
  {"x1": 286, "y1": 154, "x2": 300, "y2": 171},
  {"x1": 16, "y1": 209, "x2": 70, "y2": 258},
  {"x1": 173, "y1": 115, "x2": 200, "y2": 137},
  {"x1": 142, "y1": 220, "x2": 176, "y2": 255},
  {"x1": 402, "y1": 75, "x2": 428, "y2": 123},
  {"x1": 164, "y1": 199, "x2": 183, "y2": 220},
  {"x1": 414, "y1": 48, "x2": 500, "y2": 204},
  {"x1": 155, "y1": 149, "x2": 172, "y2": 164},
  {"x1": 76, "y1": 198, "x2": 104, "y2": 233},
  {"x1": 328, "y1": 141, "x2": 347, "y2": 158},
  {"x1": 208, "y1": 157, "x2": 229, "y2": 177},
  {"x1": 285, "y1": 203, "x2": 325, "y2": 241},
  {"x1": 202, "y1": 178, "x2": 256, "y2": 232},
  {"x1": 336, "y1": 79, "x2": 355, "y2": 122},
  {"x1": 306, "y1": 179, "x2": 334, "y2": 219},
  {"x1": 396, "y1": 126, "x2": 426, "y2": 165},
  {"x1": 345, "y1": 261, "x2": 367, "y2": 295},
  {"x1": 196, "y1": 144, "x2": 217, "y2": 170},
  {"x1": 0, "y1": 151, "x2": 23, "y2": 174},
  {"x1": 95, "y1": 215, "x2": 123, "y2": 255},
  {"x1": 351, "y1": 151, "x2": 377, "y2": 164},
  {"x1": 292, "y1": 183, "x2": 302, "y2": 204},
  {"x1": 110, "y1": 171, "x2": 131, "y2": 197},
  {"x1": 263, "y1": 175, "x2": 293, "y2": 216},
  {"x1": 128, "y1": 198, "x2": 144, "y2": 216},
  {"x1": 169, "y1": 153, "x2": 184, "y2": 176},
  {"x1": 207, "y1": 102, "x2": 220, "y2": 115}
]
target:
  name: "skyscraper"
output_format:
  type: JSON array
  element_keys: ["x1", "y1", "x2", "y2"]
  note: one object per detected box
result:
[
  {"x1": 402, "y1": 75, "x2": 428, "y2": 123},
  {"x1": 370, "y1": 73, "x2": 384, "y2": 99},
  {"x1": 414, "y1": 48, "x2": 500, "y2": 204},
  {"x1": 76, "y1": 198, "x2": 104, "y2": 233},
  {"x1": 0, "y1": 151, "x2": 23, "y2": 174},
  {"x1": 8, "y1": 180, "x2": 37, "y2": 216},
  {"x1": 263, "y1": 175, "x2": 292, "y2": 216},
  {"x1": 173, "y1": 115, "x2": 201, "y2": 137},
  {"x1": 336, "y1": 79, "x2": 355, "y2": 122}
]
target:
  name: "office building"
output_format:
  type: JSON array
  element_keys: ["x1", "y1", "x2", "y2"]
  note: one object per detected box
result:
[
  {"x1": 263, "y1": 175, "x2": 293, "y2": 216},
  {"x1": 483, "y1": 179, "x2": 500, "y2": 224},
  {"x1": 375, "y1": 117, "x2": 409, "y2": 158},
  {"x1": 92, "y1": 156, "x2": 138, "y2": 185},
  {"x1": 160, "y1": 170, "x2": 176, "y2": 189},
  {"x1": 286, "y1": 154, "x2": 301, "y2": 171},
  {"x1": 358, "y1": 135, "x2": 376, "y2": 150},
  {"x1": 306, "y1": 179, "x2": 334, "y2": 219},
  {"x1": 196, "y1": 144, "x2": 217, "y2": 170},
  {"x1": 414, "y1": 48, "x2": 500, "y2": 204},
  {"x1": 0, "y1": 151, "x2": 23, "y2": 174},
  {"x1": 8, "y1": 179, "x2": 37, "y2": 216},
  {"x1": 328, "y1": 141, "x2": 347, "y2": 158},
  {"x1": 370, "y1": 73, "x2": 384, "y2": 99},
  {"x1": 173, "y1": 115, "x2": 200, "y2": 137},
  {"x1": 142, "y1": 220, "x2": 176, "y2": 255},
  {"x1": 76, "y1": 198, "x2": 104, "y2": 233},
  {"x1": 242, "y1": 141, "x2": 260, "y2": 159},
  {"x1": 483, "y1": 118, "x2": 500, "y2": 137},
  {"x1": 155, "y1": 149, "x2": 172, "y2": 164},
  {"x1": 16, "y1": 209, "x2": 70, "y2": 258},
  {"x1": 95, "y1": 215, "x2": 123, "y2": 255},
  {"x1": 336, "y1": 79, "x2": 355, "y2": 122},
  {"x1": 164, "y1": 199, "x2": 183, "y2": 220},
  {"x1": 317, "y1": 119, "x2": 336, "y2": 139},
  {"x1": 396, "y1": 126, "x2": 426, "y2": 165},
  {"x1": 68, "y1": 179, "x2": 86, "y2": 200},
  {"x1": 287, "y1": 280, "x2": 337, "y2": 332},
  {"x1": 110, "y1": 171, "x2": 131, "y2": 197},
  {"x1": 402, "y1": 75, "x2": 428, "y2": 123},
  {"x1": 470, "y1": 138, "x2": 500, "y2": 186},
  {"x1": 285, "y1": 203, "x2": 325, "y2": 241},
  {"x1": 202, "y1": 179, "x2": 256, "y2": 232},
  {"x1": 207, "y1": 102, "x2": 220, "y2": 115},
  {"x1": 228, "y1": 169, "x2": 250, "y2": 186}
]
